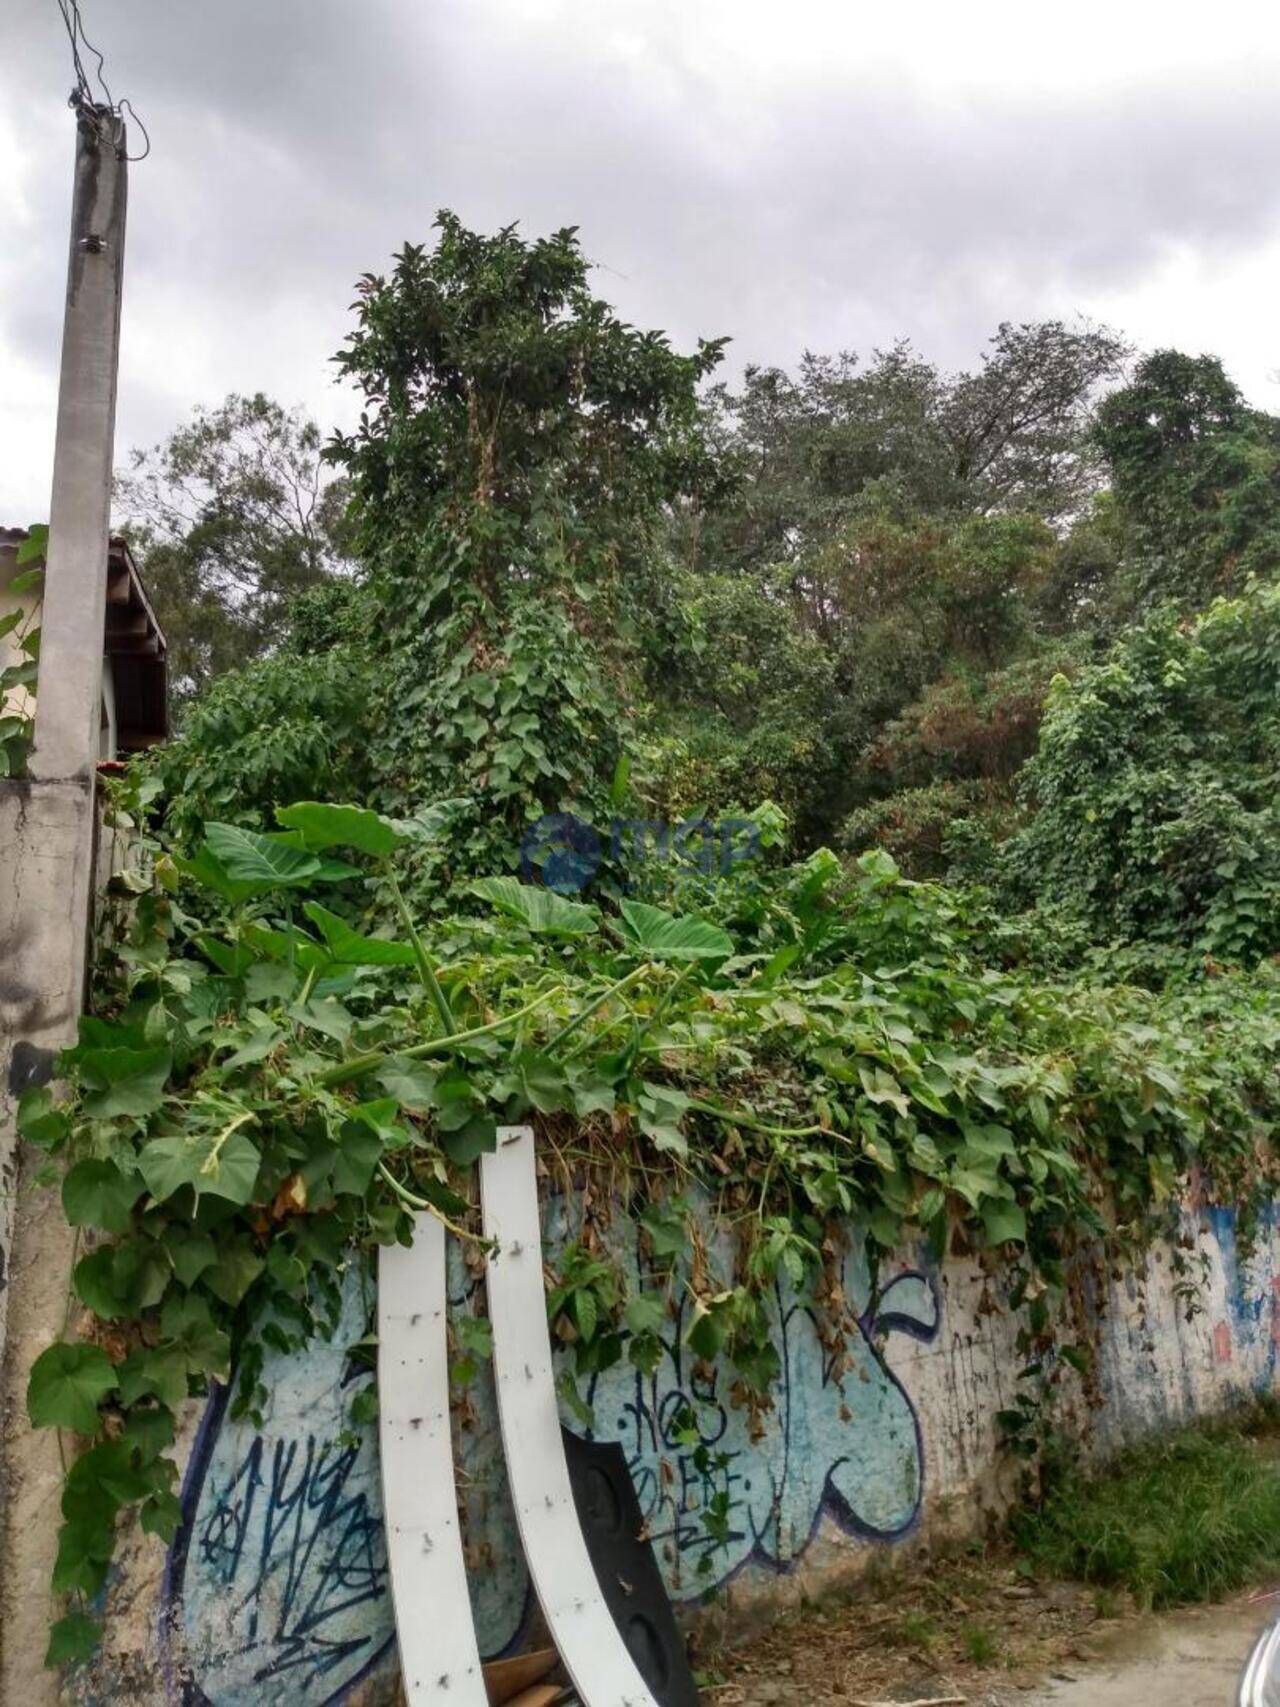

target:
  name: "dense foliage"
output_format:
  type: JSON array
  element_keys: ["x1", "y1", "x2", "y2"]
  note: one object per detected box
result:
[
  {"x1": 24, "y1": 213, "x2": 1280, "y2": 1665},
  {"x1": 327, "y1": 214, "x2": 728, "y2": 896},
  {"x1": 0, "y1": 524, "x2": 46, "y2": 776},
  {"x1": 999, "y1": 584, "x2": 1280, "y2": 964},
  {"x1": 23, "y1": 801, "x2": 1280, "y2": 1660}
]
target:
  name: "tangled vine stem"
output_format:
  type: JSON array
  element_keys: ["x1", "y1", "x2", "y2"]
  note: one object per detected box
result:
[
  {"x1": 314, "y1": 987, "x2": 565, "y2": 1089},
  {"x1": 376, "y1": 1161, "x2": 493, "y2": 1247}
]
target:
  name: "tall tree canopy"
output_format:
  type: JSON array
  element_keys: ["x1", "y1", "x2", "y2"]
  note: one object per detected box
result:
[
  {"x1": 328, "y1": 212, "x2": 728, "y2": 888},
  {"x1": 116, "y1": 393, "x2": 354, "y2": 697},
  {"x1": 1095, "y1": 349, "x2": 1280, "y2": 602}
]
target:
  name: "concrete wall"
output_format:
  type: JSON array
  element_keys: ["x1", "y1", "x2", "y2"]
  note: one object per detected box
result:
[{"x1": 70, "y1": 1193, "x2": 1280, "y2": 1705}]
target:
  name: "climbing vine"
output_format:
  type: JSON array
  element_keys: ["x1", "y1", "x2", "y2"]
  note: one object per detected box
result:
[
  {"x1": 1, "y1": 524, "x2": 47, "y2": 777},
  {"x1": 23, "y1": 792, "x2": 1280, "y2": 1664}
]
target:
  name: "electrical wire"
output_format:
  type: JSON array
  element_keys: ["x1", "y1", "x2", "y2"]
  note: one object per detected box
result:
[{"x1": 53, "y1": 0, "x2": 150, "y2": 161}]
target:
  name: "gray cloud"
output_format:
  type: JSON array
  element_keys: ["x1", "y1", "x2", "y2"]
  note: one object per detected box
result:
[{"x1": 3, "y1": 0, "x2": 1280, "y2": 516}]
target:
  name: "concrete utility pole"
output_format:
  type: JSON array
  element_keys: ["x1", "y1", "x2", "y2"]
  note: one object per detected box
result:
[{"x1": 0, "y1": 104, "x2": 128, "y2": 1702}]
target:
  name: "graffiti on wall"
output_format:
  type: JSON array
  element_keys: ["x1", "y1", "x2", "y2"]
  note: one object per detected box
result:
[
  {"x1": 162, "y1": 1203, "x2": 940, "y2": 1704},
  {"x1": 161, "y1": 1274, "x2": 395, "y2": 1704}
]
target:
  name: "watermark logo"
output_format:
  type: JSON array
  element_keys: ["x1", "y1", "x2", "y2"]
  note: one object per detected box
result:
[
  {"x1": 520, "y1": 811, "x2": 762, "y2": 894},
  {"x1": 519, "y1": 811, "x2": 602, "y2": 893}
]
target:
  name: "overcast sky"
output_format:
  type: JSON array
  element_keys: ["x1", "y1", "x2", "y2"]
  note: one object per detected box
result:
[{"x1": 3, "y1": 0, "x2": 1280, "y2": 520}]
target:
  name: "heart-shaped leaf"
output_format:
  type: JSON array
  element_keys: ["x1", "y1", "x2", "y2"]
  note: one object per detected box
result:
[
  {"x1": 27, "y1": 1342, "x2": 117, "y2": 1434},
  {"x1": 78, "y1": 1046, "x2": 172, "y2": 1121},
  {"x1": 61, "y1": 1160, "x2": 144, "y2": 1233},
  {"x1": 301, "y1": 902, "x2": 416, "y2": 967},
  {"x1": 468, "y1": 876, "x2": 598, "y2": 936},
  {"x1": 139, "y1": 1128, "x2": 261, "y2": 1206},
  {"x1": 204, "y1": 823, "x2": 324, "y2": 892},
  {"x1": 617, "y1": 899, "x2": 733, "y2": 962},
  {"x1": 276, "y1": 801, "x2": 403, "y2": 859}
]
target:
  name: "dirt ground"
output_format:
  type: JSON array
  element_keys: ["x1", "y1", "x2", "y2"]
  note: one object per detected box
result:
[{"x1": 705, "y1": 1548, "x2": 1280, "y2": 1707}]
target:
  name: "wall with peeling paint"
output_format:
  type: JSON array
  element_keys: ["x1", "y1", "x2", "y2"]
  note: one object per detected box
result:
[{"x1": 64, "y1": 1193, "x2": 1280, "y2": 1705}]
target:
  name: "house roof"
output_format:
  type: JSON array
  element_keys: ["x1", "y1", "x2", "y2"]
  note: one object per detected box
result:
[{"x1": 0, "y1": 527, "x2": 169, "y2": 751}]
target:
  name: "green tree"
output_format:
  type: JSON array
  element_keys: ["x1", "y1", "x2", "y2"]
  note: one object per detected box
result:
[
  {"x1": 1095, "y1": 351, "x2": 1280, "y2": 602},
  {"x1": 998, "y1": 581, "x2": 1280, "y2": 963},
  {"x1": 328, "y1": 211, "x2": 727, "y2": 891},
  {"x1": 115, "y1": 393, "x2": 355, "y2": 698},
  {"x1": 694, "y1": 319, "x2": 1125, "y2": 575}
]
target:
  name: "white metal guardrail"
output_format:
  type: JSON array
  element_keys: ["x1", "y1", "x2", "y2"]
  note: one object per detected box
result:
[{"x1": 378, "y1": 1213, "x2": 487, "y2": 1705}]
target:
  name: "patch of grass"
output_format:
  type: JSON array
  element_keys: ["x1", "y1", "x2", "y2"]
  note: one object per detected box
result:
[
  {"x1": 1092, "y1": 1586, "x2": 1122, "y2": 1620},
  {"x1": 960, "y1": 1622, "x2": 999, "y2": 1665},
  {"x1": 1011, "y1": 1407, "x2": 1280, "y2": 1610},
  {"x1": 889, "y1": 1611, "x2": 938, "y2": 1650}
]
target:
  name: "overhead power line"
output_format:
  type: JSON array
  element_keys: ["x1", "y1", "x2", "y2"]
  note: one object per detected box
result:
[{"x1": 54, "y1": 0, "x2": 150, "y2": 161}]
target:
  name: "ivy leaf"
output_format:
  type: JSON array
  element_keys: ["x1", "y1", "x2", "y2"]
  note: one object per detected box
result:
[
  {"x1": 333, "y1": 1120, "x2": 383, "y2": 1195},
  {"x1": 17, "y1": 1086, "x2": 69, "y2": 1150},
  {"x1": 347, "y1": 1097, "x2": 410, "y2": 1149},
  {"x1": 388, "y1": 798, "x2": 469, "y2": 844},
  {"x1": 120, "y1": 1405, "x2": 176, "y2": 1458},
  {"x1": 115, "y1": 1345, "x2": 189, "y2": 1409},
  {"x1": 684, "y1": 1298, "x2": 724, "y2": 1361},
  {"x1": 45, "y1": 1611, "x2": 101, "y2": 1668},
  {"x1": 637, "y1": 1088, "x2": 690, "y2": 1157},
  {"x1": 289, "y1": 996, "x2": 355, "y2": 1043},
  {"x1": 301, "y1": 902, "x2": 416, "y2": 967},
  {"x1": 53, "y1": 1517, "x2": 112, "y2": 1595},
  {"x1": 74, "y1": 1240, "x2": 170, "y2": 1320},
  {"x1": 981, "y1": 1200, "x2": 1027, "y2": 1245},
  {"x1": 61, "y1": 1159, "x2": 144, "y2": 1233},
  {"x1": 164, "y1": 1227, "x2": 217, "y2": 1286},
  {"x1": 139, "y1": 1128, "x2": 261, "y2": 1206},
  {"x1": 949, "y1": 1164, "x2": 1000, "y2": 1209},
  {"x1": 161, "y1": 1291, "x2": 232, "y2": 1378},
  {"x1": 15, "y1": 524, "x2": 48, "y2": 565},
  {"x1": 568, "y1": 1069, "x2": 616, "y2": 1119},
  {"x1": 63, "y1": 1439, "x2": 150, "y2": 1518},
  {"x1": 440, "y1": 1111, "x2": 497, "y2": 1167},
  {"x1": 204, "y1": 1239, "x2": 265, "y2": 1307},
  {"x1": 377, "y1": 1057, "x2": 439, "y2": 1110},
  {"x1": 468, "y1": 876, "x2": 598, "y2": 936},
  {"x1": 350, "y1": 1386, "x2": 379, "y2": 1426},
  {"x1": 617, "y1": 899, "x2": 733, "y2": 962},
  {"x1": 140, "y1": 1487, "x2": 182, "y2": 1541},
  {"x1": 204, "y1": 822, "x2": 323, "y2": 892},
  {"x1": 27, "y1": 1342, "x2": 117, "y2": 1433},
  {"x1": 78, "y1": 1046, "x2": 172, "y2": 1120},
  {"x1": 276, "y1": 800, "x2": 403, "y2": 858},
  {"x1": 626, "y1": 1293, "x2": 667, "y2": 1336},
  {"x1": 640, "y1": 1199, "x2": 688, "y2": 1260},
  {"x1": 858, "y1": 1065, "x2": 912, "y2": 1120},
  {"x1": 455, "y1": 1315, "x2": 493, "y2": 1360}
]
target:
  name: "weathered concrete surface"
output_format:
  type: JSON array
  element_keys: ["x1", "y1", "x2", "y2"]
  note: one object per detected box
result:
[
  {"x1": 0, "y1": 780, "x2": 100, "y2": 1705},
  {"x1": 1023, "y1": 1592, "x2": 1277, "y2": 1706}
]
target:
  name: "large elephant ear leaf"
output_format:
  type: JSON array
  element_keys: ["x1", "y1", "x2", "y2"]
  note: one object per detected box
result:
[
  {"x1": 617, "y1": 899, "x2": 734, "y2": 961},
  {"x1": 204, "y1": 823, "x2": 323, "y2": 891},
  {"x1": 467, "y1": 876, "x2": 599, "y2": 937},
  {"x1": 276, "y1": 801, "x2": 403, "y2": 859}
]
